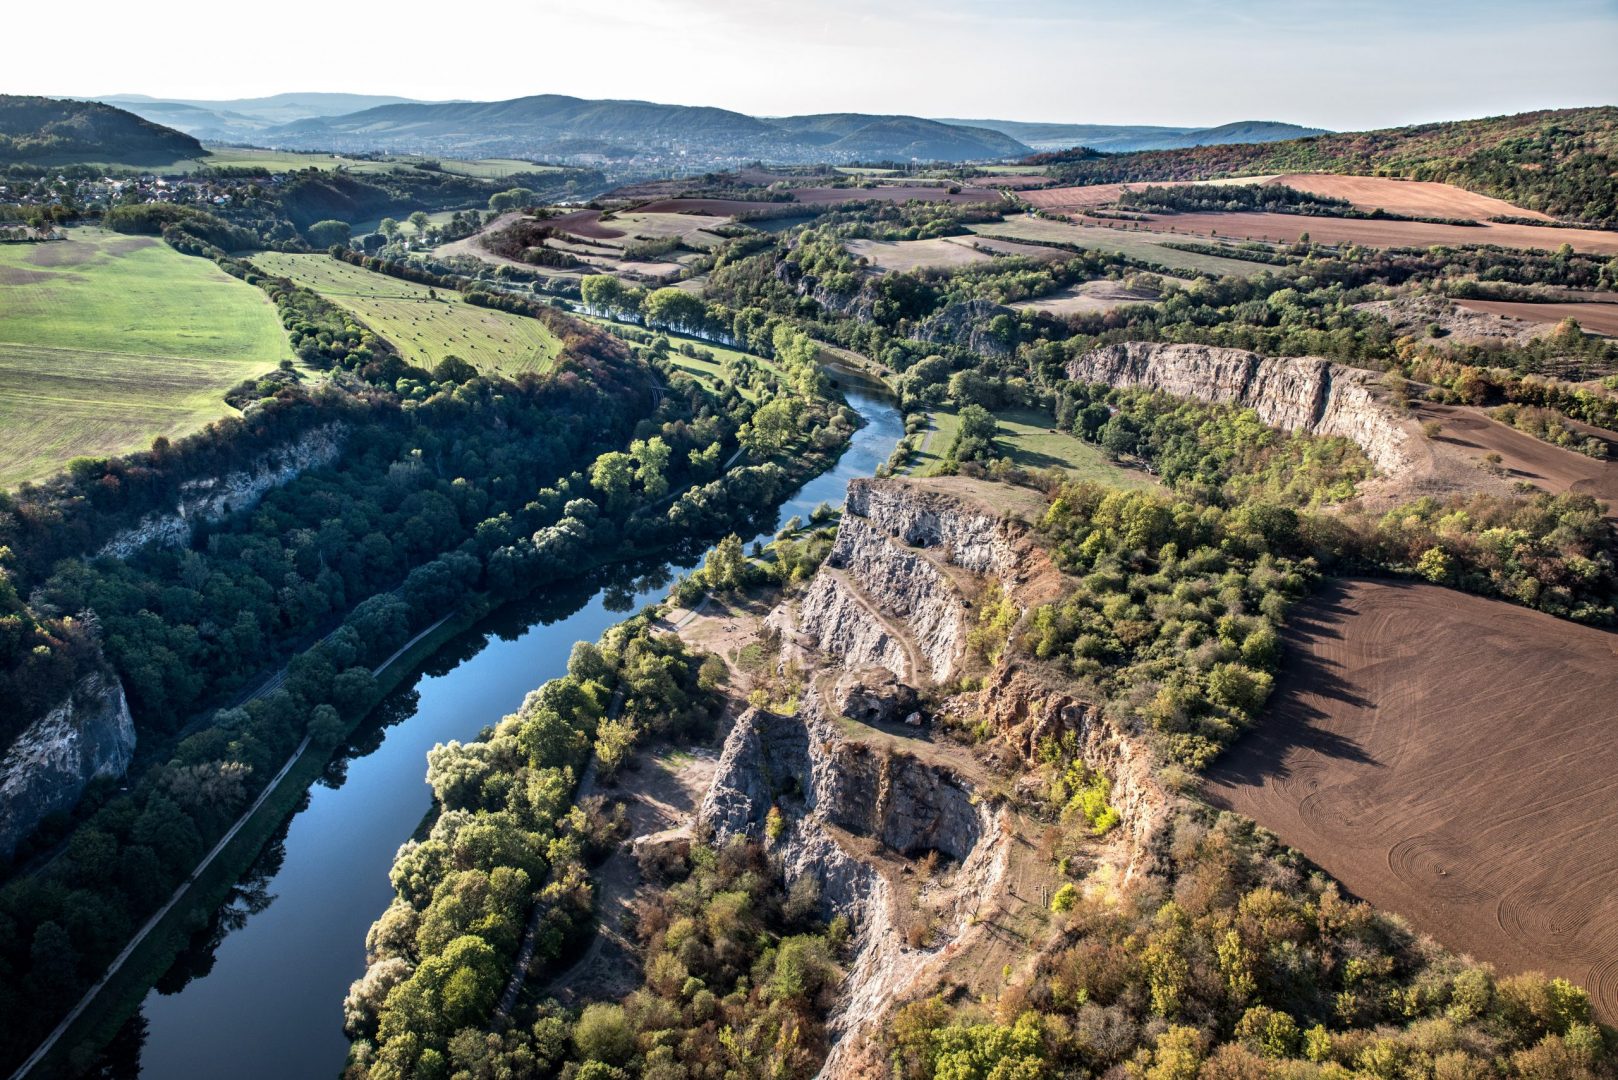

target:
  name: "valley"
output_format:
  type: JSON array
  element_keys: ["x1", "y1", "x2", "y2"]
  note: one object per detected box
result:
[{"x1": 1, "y1": 34, "x2": 1617, "y2": 1080}]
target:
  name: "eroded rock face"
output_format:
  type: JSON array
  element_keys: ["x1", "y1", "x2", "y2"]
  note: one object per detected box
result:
[
  {"x1": 97, "y1": 423, "x2": 346, "y2": 559},
  {"x1": 1066, "y1": 342, "x2": 1418, "y2": 475},
  {"x1": 0, "y1": 672, "x2": 135, "y2": 858},
  {"x1": 909, "y1": 298, "x2": 1015, "y2": 358},
  {"x1": 793, "y1": 478, "x2": 1022, "y2": 684}
]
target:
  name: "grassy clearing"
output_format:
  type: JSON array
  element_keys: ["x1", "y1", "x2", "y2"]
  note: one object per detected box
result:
[
  {"x1": 970, "y1": 217, "x2": 1268, "y2": 278},
  {"x1": 252, "y1": 253, "x2": 562, "y2": 376},
  {"x1": 0, "y1": 229, "x2": 292, "y2": 487},
  {"x1": 911, "y1": 404, "x2": 1157, "y2": 487}
]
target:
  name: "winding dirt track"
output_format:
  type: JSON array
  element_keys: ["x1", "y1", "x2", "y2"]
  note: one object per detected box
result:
[{"x1": 1205, "y1": 579, "x2": 1618, "y2": 1020}]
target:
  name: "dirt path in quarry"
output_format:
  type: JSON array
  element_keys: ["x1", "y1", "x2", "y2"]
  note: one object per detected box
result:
[
  {"x1": 1416, "y1": 402, "x2": 1618, "y2": 516},
  {"x1": 538, "y1": 745, "x2": 718, "y2": 1005},
  {"x1": 1204, "y1": 578, "x2": 1618, "y2": 1021}
]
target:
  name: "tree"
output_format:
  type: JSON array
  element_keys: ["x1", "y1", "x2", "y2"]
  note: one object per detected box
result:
[
  {"x1": 630, "y1": 437, "x2": 671, "y2": 499},
  {"x1": 743, "y1": 398, "x2": 800, "y2": 455},
  {"x1": 573, "y1": 1003, "x2": 635, "y2": 1065},
  {"x1": 379, "y1": 217, "x2": 400, "y2": 240},
  {"x1": 306, "y1": 219, "x2": 351, "y2": 248},
  {"x1": 408, "y1": 211, "x2": 431, "y2": 237},
  {"x1": 950, "y1": 404, "x2": 998, "y2": 463},
  {"x1": 702, "y1": 534, "x2": 749, "y2": 592},
  {"x1": 589, "y1": 451, "x2": 634, "y2": 509}
]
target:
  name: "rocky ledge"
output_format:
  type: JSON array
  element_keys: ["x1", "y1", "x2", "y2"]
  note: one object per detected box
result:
[
  {"x1": 1066, "y1": 341, "x2": 1420, "y2": 475},
  {"x1": 0, "y1": 672, "x2": 135, "y2": 858}
]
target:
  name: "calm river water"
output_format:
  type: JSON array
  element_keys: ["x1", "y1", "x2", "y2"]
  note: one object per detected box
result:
[{"x1": 114, "y1": 379, "x2": 901, "y2": 1079}]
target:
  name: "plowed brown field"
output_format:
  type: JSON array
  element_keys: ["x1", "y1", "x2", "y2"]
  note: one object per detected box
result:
[
  {"x1": 1455, "y1": 299, "x2": 1618, "y2": 338},
  {"x1": 1268, "y1": 174, "x2": 1553, "y2": 221},
  {"x1": 1417, "y1": 402, "x2": 1618, "y2": 516},
  {"x1": 1206, "y1": 579, "x2": 1618, "y2": 1020},
  {"x1": 1119, "y1": 211, "x2": 1618, "y2": 255}
]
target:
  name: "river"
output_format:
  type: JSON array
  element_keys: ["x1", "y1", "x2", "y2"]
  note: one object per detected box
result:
[{"x1": 113, "y1": 377, "x2": 901, "y2": 1079}]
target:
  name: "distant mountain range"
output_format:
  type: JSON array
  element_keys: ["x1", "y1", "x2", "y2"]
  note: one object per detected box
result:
[
  {"x1": 246, "y1": 95, "x2": 1031, "y2": 163},
  {"x1": 93, "y1": 92, "x2": 1325, "y2": 165},
  {"x1": 97, "y1": 93, "x2": 428, "y2": 141},
  {"x1": 935, "y1": 118, "x2": 1329, "y2": 152}
]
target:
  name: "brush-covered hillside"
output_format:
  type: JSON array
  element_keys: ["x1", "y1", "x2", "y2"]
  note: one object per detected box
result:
[{"x1": 0, "y1": 96, "x2": 203, "y2": 165}]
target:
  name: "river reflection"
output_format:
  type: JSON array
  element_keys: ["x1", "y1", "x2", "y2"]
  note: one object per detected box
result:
[{"x1": 111, "y1": 383, "x2": 901, "y2": 1079}]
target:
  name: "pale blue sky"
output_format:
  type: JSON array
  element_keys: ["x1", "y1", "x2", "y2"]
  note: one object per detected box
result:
[{"x1": 14, "y1": 0, "x2": 1618, "y2": 130}]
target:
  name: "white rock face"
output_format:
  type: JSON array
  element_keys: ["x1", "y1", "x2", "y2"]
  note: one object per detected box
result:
[
  {"x1": 794, "y1": 478, "x2": 1020, "y2": 684},
  {"x1": 0, "y1": 673, "x2": 135, "y2": 857},
  {"x1": 1066, "y1": 342, "x2": 1418, "y2": 475},
  {"x1": 97, "y1": 423, "x2": 346, "y2": 559}
]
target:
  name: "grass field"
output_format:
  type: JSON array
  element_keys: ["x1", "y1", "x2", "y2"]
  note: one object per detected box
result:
[
  {"x1": 911, "y1": 403, "x2": 1157, "y2": 486},
  {"x1": 252, "y1": 253, "x2": 562, "y2": 376},
  {"x1": 970, "y1": 217, "x2": 1268, "y2": 278},
  {"x1": 0, "y1": 229, "x2": 293, "y2": 487}
]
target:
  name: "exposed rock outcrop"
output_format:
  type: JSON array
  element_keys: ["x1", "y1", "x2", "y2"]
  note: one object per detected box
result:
[
  {"x1": 97, "y1": 423, "x2": 345, "y2": 559},
  {"x1": 1066, "y1": 342, "x2": 1420, "y2": 475},
  {"x1": 0, "y1": 672, "x2": 135, "y2": 858},
  {"x1": 789, "y1": 477, "x2": 1024, "y2": 684},
  {"x1": 909, "y1": 298, "x2": 1015, "y2": 358}
]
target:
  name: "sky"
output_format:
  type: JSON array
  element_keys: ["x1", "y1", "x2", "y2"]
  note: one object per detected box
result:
[{"x1": 10, "y1": 0, "x2": 1617, "y2": 130}]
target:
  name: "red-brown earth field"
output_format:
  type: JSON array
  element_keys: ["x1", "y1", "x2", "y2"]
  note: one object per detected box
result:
[{"x1": 1205, "y1": 578, "x2": 1618, "y2": 1020}]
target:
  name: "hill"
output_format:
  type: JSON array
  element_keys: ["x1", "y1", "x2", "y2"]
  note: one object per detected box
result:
[
  {"x1": 262, "y1": 94, "x2": 1030, "y2": 163},
  {"x1": 1042, "y1": 106, "x2": 1618, "y2": 225},
  {"x1": 98, "y1": 93, "x2": 431, "y2": 142},
  {"x1": 0, "y1": 96, "x2": 202, "y2": 165},
  {"x1": 936, "y1": 117, "x2": 1325, "y2": 151}
]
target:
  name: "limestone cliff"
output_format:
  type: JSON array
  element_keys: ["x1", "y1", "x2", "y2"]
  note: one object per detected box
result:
[
  {"x1": 0, "y1": 672, "x2": 135, "y2": 858},
  {"x1": 1065, "y1": 342, "x2": 1421, "y2": 475},
  {"x1": 97, "y1": 423, "x2": 346, "y2": 559},
  {"x1": 785, "y1": 477, "x2": 1023, "y2": 685},
  {"x1": 702, "y1": 477, "x2": 1170, "y2": 1077}
]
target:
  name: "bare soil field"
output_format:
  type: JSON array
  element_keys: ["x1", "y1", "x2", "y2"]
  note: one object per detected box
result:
[
  {"x1": 547, "y1": 208, "x2": 624, "y2": 239},
  {"x1": 1205, "y1": 578, "x2": 1618, "y2": 1021},
  {"x1": 1268, "y1": 174, "x2": 1553, "y2": 221},
  {"x1": 633, "y1": 185, "x2": 1004, "y2": 218},
  {"x1": 1418, "y1": 402, "x2": 1618, "y2": 514},
  {"x1": 1454, "y1": 299, "x2": 1618, "y2": 338},
  {"x1": 1012, "y1": 279, "x2": 1159, "y2": 316},
  {"x1": 1117, "y1": 210, "x2": 1618, "y2": 255},
  {"x1": 846, "y1": 235, "x2": 1061, "y2": 273}
]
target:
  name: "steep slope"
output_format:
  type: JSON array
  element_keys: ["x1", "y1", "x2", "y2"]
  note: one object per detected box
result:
[{"x1": 0, "y1": 95, "x2": 202, "y2": 165}]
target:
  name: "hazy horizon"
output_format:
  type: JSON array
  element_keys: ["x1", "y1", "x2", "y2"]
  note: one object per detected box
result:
[{"x1": 10, "y1": 0, "x2": 1615, "y2": 132}]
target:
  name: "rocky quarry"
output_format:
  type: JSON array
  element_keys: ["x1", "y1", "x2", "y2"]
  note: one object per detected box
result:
[{"x1": 693, "y1": 478, "x2": 1168, "y2": 1077}]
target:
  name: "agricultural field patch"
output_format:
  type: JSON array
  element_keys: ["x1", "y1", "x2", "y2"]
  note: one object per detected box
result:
[
  {"x1": 0, "y1": 228, "x2": 293, "y2": 486},
  {"x1": 1205, "y1": 578, "x2": 1618, "y2": 1021},
  {"x1": 846, "y1": 235, "x2": 1063, "y2": 273},
  {"x1": 967, "y1": 217, "x2": 1269, "y2": 277},
  {"x1": 252, "y1": 252, "x2": 562, "y2": 376},
  {"x1": 1453, "y1": 298, "x2": 1618, "y2": 338},
  {"x1": 1011, "y1": 279, "x2": 1160, "y2": 316},
  {"x1": 1267, "y1": 173, "x2": 1553, "y2": 221},
  {"x1": 911, "y1": 403, "x2": 1157, "y2": 486},
  {"x1": 1118, "y1": 209, "x2": 1618, "y2": 255}
]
